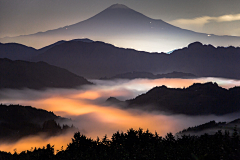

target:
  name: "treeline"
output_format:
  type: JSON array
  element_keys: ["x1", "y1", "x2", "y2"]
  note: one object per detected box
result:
[{"x1": 0, "y1": 128, "x2": 239, "y2": 160}]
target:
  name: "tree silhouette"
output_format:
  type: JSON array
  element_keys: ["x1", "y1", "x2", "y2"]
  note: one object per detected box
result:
[{"x1": 1, "y1": 128, "x2": 240, "y2": 159}]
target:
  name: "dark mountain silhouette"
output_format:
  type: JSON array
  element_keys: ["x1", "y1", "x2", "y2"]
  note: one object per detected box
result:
[
  {"x1": 37, "y1": 38, "x2": 93, "y2": 55},
  {"x1": 101, "y1": 71, "x2": 196, "y2": 80},
  {"x1": 1, "y1": 4, "x2": 239, "y2": 52},
  {"x1": 106, "y1": 97, "x2": 123, "y2": 103},
  {"x1": 31, "y1": 40, "x2": 240, "y2": 79},
  {"x1": 0, "y1": 39, "x2": 94, "y2": 61},
  {"x1": 0, "y1": 58, "x2": 92, "y2": 89},
  {"x1": 0, "y1": 104, "x2": 77, "y2": 141},
  {"x1": 177, "y1": 118, "x2": 240, "y2": 136},
  {"x1": 157, "y1": 71, "x2": 196, "y2": 78},
  {"x1": 0, "y1": 42, "x2": 38, "y2": 60},
  {"x1": 123, "y1": 82, "x2": 240, "y2": 115}
]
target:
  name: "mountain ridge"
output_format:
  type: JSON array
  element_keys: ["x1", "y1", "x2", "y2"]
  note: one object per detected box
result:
[
  {"x1": 101, "y1": 71, "x2": 197, "y2": 80},
  {"x1": 0, "y1": 58, "x2": 92, "y2": 89},
  {"x1": 177, "y1": 119, "x2": 240, "y2": 136},
  {"x1": 124, "y1": 82, "x2": 240, "y2": 115},
  {"x1": 0, "y1": 39, "x2": 94, "y2": 61},
  {"x1": 0, "y1": 104, "x2": 77, "y2": 141},
  {"x1": 30, "y1": 40, "x2": 240, "y2": 79}
]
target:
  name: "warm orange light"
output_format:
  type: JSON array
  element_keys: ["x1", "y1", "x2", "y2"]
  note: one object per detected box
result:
[
  {"x1": 0, "y1": 132, "x2": 73, "y2": 154},
  {"x1": 72, "y1": 91, "x2": 101, "y2": 100}
]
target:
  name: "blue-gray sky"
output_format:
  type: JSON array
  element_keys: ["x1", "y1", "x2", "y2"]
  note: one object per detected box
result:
[{"x1": 0, "y1": 0, "x2": 240, "y2": 38}]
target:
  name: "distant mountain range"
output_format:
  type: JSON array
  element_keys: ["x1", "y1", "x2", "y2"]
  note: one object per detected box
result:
[
  {"x1": 0, "y1": 42, "x2": 37, "y2": 60},
  {"x1": 177, "y1": 119, "x2": 240, "y2": 136},
  {"x1": 0, "y1": 39, "x2": 93, "y2": 61},
  {"x1": 1, "y1": 40, "x2": 239, "y2": 79},
  {"x1": 100, "y1": 71, "x2": 196, "y2": 80},
  {"x1": 0, "y1": 4, "x2": 239, "y2": 52},
  {"x1": 0, "y1": 58, "x2": 92, "y2": 89},
  {"x1": 0, "y1": 104, "x2": 76, "y2": 141},
  {"x1": 107, "y1": 82, "x2": 240, "y2": 115},
  {"x1": 26, "y1": 40, "x2": 240, "y2": 79}
]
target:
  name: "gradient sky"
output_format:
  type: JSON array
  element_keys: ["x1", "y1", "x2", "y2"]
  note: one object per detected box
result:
[{"x1": 1, "y1": 0, "x2": 240, "y2": 38}]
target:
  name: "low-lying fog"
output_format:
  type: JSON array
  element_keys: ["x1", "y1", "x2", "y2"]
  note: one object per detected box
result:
[{"x1": 0, "y1": 77, "x2": 240, "y2": 153}]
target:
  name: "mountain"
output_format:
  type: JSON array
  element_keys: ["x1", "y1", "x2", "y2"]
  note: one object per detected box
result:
[
  {"x1": 0, "y1": 104, "x2": 76, "y2": 141},
  {"x1": 101, "y1": 71, "x2": 196, "y2": 80},
  {"x1": 37, "y1": 38, "x2": 93, "y2": 55},
  {"x1": 1, "y1": 4, "x2": 239, "y2": 52},
  {"x1": 177, "y1": 119, "x2": 240, "y2": 136},
  {"x1": 0, "y1": 42, "x2": 38, "y2": 60},
  {"x1": 0, "y1": 39, "x2": 94, "y2": 61},
  {"x1": 125, "y1": 82, "x2": 240, "y2": 115},
  {"x1": 31, "y1": 41, "x2": 240, "y2": 79},
  {"x1": 0, "y1": 58, "x2": 92, "y2": 89}
]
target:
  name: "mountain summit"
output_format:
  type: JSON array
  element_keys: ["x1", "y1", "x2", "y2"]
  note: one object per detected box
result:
[
  {"x1": 91, "y1": 3, "x2": 150, "y2": 19},
  {"x1": 108, "y1": 4, "x2": 130, "y2": 9},
  {"x1": 1, "y1": 4, "x2": 239, "y2": 52}
]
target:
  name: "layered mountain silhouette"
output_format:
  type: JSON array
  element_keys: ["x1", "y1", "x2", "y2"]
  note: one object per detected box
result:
[
  {"x1": 0, "y1": 39, "x2": 93, "y2": 61},
  {"x1": 0, "y1": 104, "x2": 77, "y2": 141},
  {"x1": 0, "y1": 58, "x2": 92, "y2": 89},
  {"x1": 30, "y1": 41, "x2": 240, "y2": 79},
  {"x1": 109, "y1": 82, "x2": 240, "y2": 115},
  {"x1": 101, "y1": 71, "x2": 196, "y2": 80},
  {"x1": 1, "y1": 4, "x2": 239, "y2": 52},
  {"x1": 177, "y1": 119, "x2": 240, "y2": 136},
  {"x1": 0, "y1": 42, "x2": 38, "y2": 60},
  {"x1": 37, "y1": 38, "x2": 93, "y2": 55}
]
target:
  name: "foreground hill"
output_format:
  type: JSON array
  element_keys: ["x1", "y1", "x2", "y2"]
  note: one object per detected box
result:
[
  {"x1": 1, "y1": 4, "x2": 239, "y2": 52},
  {"x1": 0, "y1": 104, "x2": 76, "y2": 141},
  {"x1": 0, "y1": 58, "x2": 92, "y2": 89},
  {"x1": 124, "y1": 82, "x2": 240, "y2": 115},
  {"x1": 31, "y1": 41, "x2": 240, "y2": 79}
]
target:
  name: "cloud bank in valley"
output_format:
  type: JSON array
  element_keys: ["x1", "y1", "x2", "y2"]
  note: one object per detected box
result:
[{"x1": 0, "y1": 77, "x2": 240, "y2": 153}]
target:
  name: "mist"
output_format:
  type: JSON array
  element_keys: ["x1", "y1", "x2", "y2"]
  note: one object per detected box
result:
[{"x1": 0, "y1": 77, "x2": 240, "y2": 153}]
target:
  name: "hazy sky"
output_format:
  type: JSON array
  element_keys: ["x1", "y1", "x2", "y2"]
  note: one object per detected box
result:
[{"x1": 1, "y1": 0, "x2": 240, "y2": 38}]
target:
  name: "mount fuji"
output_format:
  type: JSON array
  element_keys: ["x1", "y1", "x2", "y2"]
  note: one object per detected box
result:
[{"x1": 1, "y1": 4, "x2": 239, "y2": 52}]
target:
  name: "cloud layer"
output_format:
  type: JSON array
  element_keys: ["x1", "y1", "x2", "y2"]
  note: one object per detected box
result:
[
  {"x1": 169, "y1": 13, "x2": 240, "y2": 36},
  {"x1": 0, "y1": 77, "x2": 240, "y2": 153}
]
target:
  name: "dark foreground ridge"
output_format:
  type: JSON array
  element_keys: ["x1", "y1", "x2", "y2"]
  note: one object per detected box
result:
[
  {"x1": 0, "y1": 127, "x2": 239, "y2": 159},
  {"x1": 0, "y1": 58, "x2": 92, "y2": 89},
  {"x1": 109, "y1": 82, "x2": 240, "y2": 115},
  {"x1": 0, "y1": 104, "x2": 77, "y2": 141}
]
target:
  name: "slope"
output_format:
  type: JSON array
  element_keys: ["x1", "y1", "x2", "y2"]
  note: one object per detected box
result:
[
  {"x1": 126, "y1": 82, "x2": 240, "y2": 115},
  {"x1": 0, "y1": 58, "x2": 92, "y2": 89}
]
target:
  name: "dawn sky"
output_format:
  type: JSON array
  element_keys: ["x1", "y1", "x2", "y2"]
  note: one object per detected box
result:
[{"x1": 1, "y1": 0, "x2": 240, "y2": 38}]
